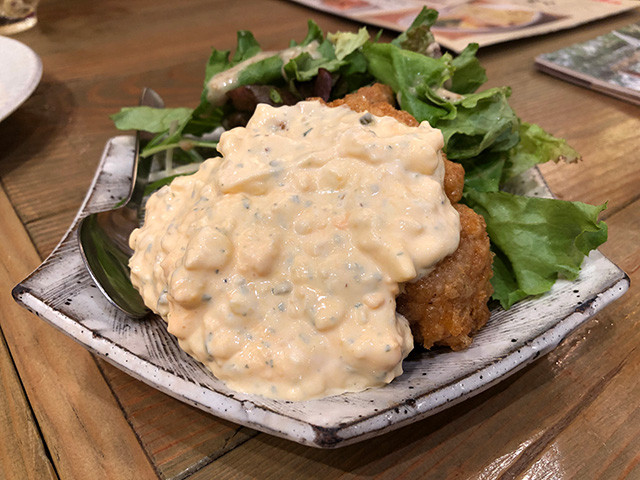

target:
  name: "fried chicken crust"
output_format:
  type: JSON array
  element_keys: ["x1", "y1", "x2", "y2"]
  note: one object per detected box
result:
[
  {"x1": 397, "y1": 203, "x2": 493, "y2": 350},
  {"x1": 327, "y1": 84, "x2": 493, "y2": 350}
]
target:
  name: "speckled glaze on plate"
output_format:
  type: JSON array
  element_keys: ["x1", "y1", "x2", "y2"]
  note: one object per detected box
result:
[
  {"x1": 13, "y1": 136, "x2": 629, "y2": 448},
  {"x1": 0, "y1": 35, "x2": 42, "y2": 122}
]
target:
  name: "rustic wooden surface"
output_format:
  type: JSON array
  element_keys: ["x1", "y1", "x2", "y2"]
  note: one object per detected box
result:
[{"x1": 1, "y1": 1, "x2": 639, "y2": 478}]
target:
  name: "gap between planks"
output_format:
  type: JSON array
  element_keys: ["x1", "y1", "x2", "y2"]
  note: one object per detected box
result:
[{"x1": 0, "y1": 184, "x2": 159, "y2": 479}]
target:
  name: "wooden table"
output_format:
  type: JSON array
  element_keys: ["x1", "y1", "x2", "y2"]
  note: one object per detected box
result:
[{"x1": 1, "y1": 1, "x2": 639, "y2": 478}]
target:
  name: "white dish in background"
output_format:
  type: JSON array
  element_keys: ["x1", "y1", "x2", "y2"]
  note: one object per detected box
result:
[
  {"x1": 0, "y1": 35, "x2": 42, "y2": 122},
  {"x1": 13, "y1": 136, "x2": 629, "y2": 448}
]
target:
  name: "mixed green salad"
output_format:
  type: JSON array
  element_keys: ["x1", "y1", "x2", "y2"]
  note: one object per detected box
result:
[{"x1": 112, "y1": 8, "x2": 607, "y2": 309}]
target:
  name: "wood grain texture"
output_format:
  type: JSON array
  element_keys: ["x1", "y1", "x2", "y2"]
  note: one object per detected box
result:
[
  {"x1": 98, "y1": 360, "x2": 258, "y2": 479},
  {"x1": 16, "y1": 136, "x2": 626, "y2": 454},
  {"x1": 0, "y1": 330, "x2": 56, "y2": 480},
  {"x1": 0, "y1": 187, "x2": 157, "y2": 479},
  {"x1": 1, "y1": 0, "x2": 639, "y2": 478}
]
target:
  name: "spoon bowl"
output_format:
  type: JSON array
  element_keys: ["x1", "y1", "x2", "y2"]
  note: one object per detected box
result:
[{"x1": 77, "y1": 88, "x2": 164, "y2": 317}]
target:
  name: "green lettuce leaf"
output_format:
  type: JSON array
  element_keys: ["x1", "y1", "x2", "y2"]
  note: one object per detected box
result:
[
  {"x1": 110, "y1": 107, "x2": 193, "y2": 133},
  {"x1": 449, "y1": 43, "x2": 486, "y2": 94},
  {"x1": 362, "y1": 40, "x2": 519, "y2": 161},
  {"x1": 363, "y1": 42, "x2": 451, "y2": 96},
  {"x1": 283, "y1": 41, "x2": 339, "y2": 82},
  {"x1": 197, "y1": 30, "x2": 263, "y2": 104},
  {"x1": 111, "y1": 10, "x2": 606, "y2": 311},
  {"x1": 363, "y1": 42, "x2": 455, "y2": 125},
  {"x1": 502, "y1": 122, "x2": 581, "y2": 182},
  {"x1": 391, "y1": 7, "x2": 439, "y2": 55},
  {"x1": 460, "y1": 151, "x2": 506, "y2": 193},
  {"x1": 489, "y1": 250, "x2": 529, "y2": 308},
  {"x1": 237, "y1": 55, "x2": 286, "y2": 85},
  {"x1": 435, "y1": 87, "x2": 520, "y2": 160},
  {"x1": 284, "y1": 28, "x2": 369, "y2": 83},
  {"x1": 291, "y1": 19, "x2": 324, "y2": 47},
  {"x1": 328, "y1": 27, "x2": 369, "y2": 60},
  {"x1": 330, "y1": 49, "x2": 372, "y2": 99},
  {"x1": 232, "y1": 31, "x2": 262, "y2": 62},
  {"x1": 464, "y1": 190, "x2": 608, "y2": 308}
]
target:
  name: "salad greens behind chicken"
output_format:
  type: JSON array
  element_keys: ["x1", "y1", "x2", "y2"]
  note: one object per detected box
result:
[{"x1": 111, "y1": 8, "x2": 607, "y2": 309}]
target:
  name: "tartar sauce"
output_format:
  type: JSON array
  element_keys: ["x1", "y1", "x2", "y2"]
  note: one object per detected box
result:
[{"x1": 129, "y1": 101, "x2": 460, "y2": 400}]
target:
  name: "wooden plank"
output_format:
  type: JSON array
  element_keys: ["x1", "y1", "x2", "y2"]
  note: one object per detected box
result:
[
  {"x1": 5, "y1": 10, "x2": 638, "y2": 269},
  {"x1": 0, "y1": 64, "x2": 208, "y2": 231},
  {"x1": 0, "y1": 329, "x2": 57, "y2": 480},
  {"x1": 492, "y1": 288, "x2": 640, "y2": 480},
  {"x1": 509, "y1": 195, "x2": 640, "y2": 479},
  {"x1": 23, "y1": 0, "x2": 340, "y2": 82},
  {"x1": 0, "y1": 186, "x2": 158, "y2": 479},
  {"x1": 188, "y1": 288, "x2": 640, "y2": 480},
  {"x1": 20, "y1": 208, "x2": 76, "y2": 259},
  {"x1": 478, "y1": 9, "x2": 640, "y2": 219},
  {"x1": 1, "y1": 1, "x2": 638, "y2": 476},
  {"x1": 597, "y1": 198, "x2": 640, "y2": 276},
  {"x1": 97, "y1": 360, "x2": 258, "y2": 479},
  {"x1": 189, "y1": 199, "x2": 640, "y2": 478},
  {"x1": 0, "y1": 0, "x2": 353, "y2": 232},
  {"x1": 522, "y1": 345, "x2": 640, "y2": 480},
  {"x1": 536, "y1": 108, "x2": 639, "y2": 217}
]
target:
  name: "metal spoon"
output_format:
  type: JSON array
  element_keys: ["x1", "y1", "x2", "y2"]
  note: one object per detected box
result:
[{"x1": 77, "y1": 88, "x2": 164, "y2": 317}]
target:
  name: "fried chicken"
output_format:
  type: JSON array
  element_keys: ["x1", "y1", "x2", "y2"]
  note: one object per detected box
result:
[{"x1": 327, "y1": 84, "x2": 494, "y2": 350}]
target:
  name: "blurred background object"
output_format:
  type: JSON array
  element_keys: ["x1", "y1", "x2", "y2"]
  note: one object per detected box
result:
[{"x1": 0, "y1": 0, "x2": 40, "y2": 35}]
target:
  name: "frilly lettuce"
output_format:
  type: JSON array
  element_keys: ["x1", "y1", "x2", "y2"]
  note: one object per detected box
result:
[
  {"x1": 111, "y1": 8, "x2": 607, "y2": 309},
  {"x1": 465, "y1": 191, "x2": 607, "y2": 308}
]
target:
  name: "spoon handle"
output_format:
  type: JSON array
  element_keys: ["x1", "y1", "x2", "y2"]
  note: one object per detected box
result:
[
  {"x1": 76, "y1": 88, "x2": 165, "y2": 318},
  {"x1": 126, "y1": 87, "x2": 165, "y2": 220}
]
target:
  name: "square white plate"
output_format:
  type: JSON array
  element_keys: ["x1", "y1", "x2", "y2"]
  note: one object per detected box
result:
[{"x1": 13, "y1": 136, "x2": 629, "y2": 448}]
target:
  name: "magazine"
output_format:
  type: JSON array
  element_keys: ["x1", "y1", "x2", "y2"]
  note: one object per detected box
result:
[
  {"x1": 535, "y1": 22, "x2": 640, "y2": 106},
  {"x1": 289, "y1": 0, "x2": 639, "y2": 52}
]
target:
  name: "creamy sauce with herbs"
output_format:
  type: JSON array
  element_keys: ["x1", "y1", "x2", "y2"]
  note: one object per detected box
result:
[
  {"x1": 206, "y1": 42, "x2": 320, "y2": 106},
  {"x1": 129, "y1": 101, "x2": 460, "y2": 400}
]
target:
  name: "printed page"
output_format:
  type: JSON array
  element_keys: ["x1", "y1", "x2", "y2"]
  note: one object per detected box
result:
[
  {"x1": 290, "y1": 0, "x2": 639, "y2": 52},
  {"x1": 536, "y1": 22, "x2": 640, "y2": 105}
]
